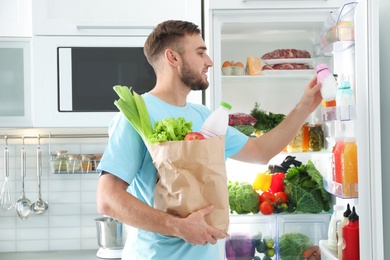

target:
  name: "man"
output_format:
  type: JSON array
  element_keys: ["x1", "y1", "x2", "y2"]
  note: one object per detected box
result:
[{"x1": 96, "y1": 20, "x2": 322, "y2": 260}]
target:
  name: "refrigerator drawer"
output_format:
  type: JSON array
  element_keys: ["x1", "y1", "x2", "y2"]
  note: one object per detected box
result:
[
  {"x1": 226, "y1": 215, "x2": 277, "y2": 260},
  {"x1": 277, "y1": 214, "x2": 331, "y2": 260}
]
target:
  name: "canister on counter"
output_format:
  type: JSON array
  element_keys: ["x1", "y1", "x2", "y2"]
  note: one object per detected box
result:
[
  {"x1": 309, "y1": 124, "x2": 325, "y2": 151},
  {"x1": 54, "y1": 150, "x2": 68, "y2": 172}
]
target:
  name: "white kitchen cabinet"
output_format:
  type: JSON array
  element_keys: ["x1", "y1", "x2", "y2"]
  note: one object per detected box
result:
[
  {"x1": 0, "y1": 0, "x2": 32, "y2": 37},
  {"x1": 32, "y1": 0, "x2": 201, "y2": 36},
  {"x1": 0, "y1": 39, "x2": 32, "y2": 127}
]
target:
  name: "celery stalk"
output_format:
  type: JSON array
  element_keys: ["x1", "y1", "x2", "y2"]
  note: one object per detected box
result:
[{"x1": 113, "y1": 85, "x2": 153, "y2": 143}]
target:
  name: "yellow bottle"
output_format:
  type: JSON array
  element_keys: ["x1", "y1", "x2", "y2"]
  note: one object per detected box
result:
[{"x1": 341, "y1": 137, "x2": 358, "y2": 197}]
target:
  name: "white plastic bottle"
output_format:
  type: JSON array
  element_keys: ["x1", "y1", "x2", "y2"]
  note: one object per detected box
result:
[
  {"x1": 316, "y1": 64, "x2": 338, "y2": 101},
  {"x1": 336, "y1": 80, "x2": 356, "y2": 121},
  {"x1": 337, "y1": 203, "x2": 352, "y2": 259},
  {"x1": 327, "y1": 204, "x2": 345, "y2": 252},
  {"x1": 200, "y1": 101, "x2": 232, "y2": 138}
]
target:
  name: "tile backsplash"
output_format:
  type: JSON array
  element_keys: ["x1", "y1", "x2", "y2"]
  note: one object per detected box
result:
[{"x1": 0, "y1": 135, "x2": 108, "y2": 252}]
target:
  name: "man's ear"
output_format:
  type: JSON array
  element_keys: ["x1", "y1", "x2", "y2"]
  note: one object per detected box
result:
[{"x1": 165, "y1": 49, "x2": 180, "y2": 67}]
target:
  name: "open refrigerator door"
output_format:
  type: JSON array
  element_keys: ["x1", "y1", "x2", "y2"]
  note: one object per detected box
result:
[{"x1": 204, "y1": 0, "x2": 383, "y2": 259}]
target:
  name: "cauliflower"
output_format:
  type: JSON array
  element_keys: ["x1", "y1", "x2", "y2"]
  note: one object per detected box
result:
[{"x1": 228, "y1": 181, "x2": 260, "y2": 214}]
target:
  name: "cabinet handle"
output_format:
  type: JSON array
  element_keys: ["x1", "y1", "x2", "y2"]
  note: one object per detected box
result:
[{"x1": 76, "y1": 25, "x2": 154, "y2": 30}]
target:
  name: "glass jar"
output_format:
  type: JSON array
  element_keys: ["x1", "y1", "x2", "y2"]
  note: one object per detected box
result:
[
  {"x1": 309, "y1": 124, "x2": 325, "y2": 151},
  {"x1": 287, "y1": 127, "x2": 303, "y2": 153},
  {"x1": 93, "y1": 154, "x2": 103, "y2": 170},
  {"x1": 54, "y1": 150, "x2": 68, "y2": 172},
  {"x1": 81, "y1": 154, "x2": 94, "y2": 172},
  {"x1": 67, "y1": 154, "x2": 81, "y2": 173}
]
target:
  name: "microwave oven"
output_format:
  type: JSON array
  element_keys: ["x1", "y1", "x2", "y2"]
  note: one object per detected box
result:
[{"x1": 33, "y1": 36, "x2": 203, "y2": 127}]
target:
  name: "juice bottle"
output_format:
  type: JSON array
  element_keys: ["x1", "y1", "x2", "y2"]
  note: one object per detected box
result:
[
  {"x1": 302, "y1": 123, "x2": 310, "y2": 152},
  {"x1": 341, "y1": 137, "x2": 358, "y2": 197},
  {"x1": 332, "y1": 137, "x2": 344, "y2": 184}
]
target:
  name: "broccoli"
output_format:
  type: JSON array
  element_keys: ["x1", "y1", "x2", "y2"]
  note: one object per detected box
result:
[{"x1": 228, "y1": 181, "x2": 260, "y2": 214}]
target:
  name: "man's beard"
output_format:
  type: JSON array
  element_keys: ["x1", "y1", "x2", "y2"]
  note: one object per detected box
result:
[{"x1": 179, "y1": 59, "x2": 209, "y2": 91}]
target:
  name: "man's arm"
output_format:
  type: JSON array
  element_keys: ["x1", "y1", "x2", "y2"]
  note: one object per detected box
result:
[{"x1": 96, "y1": 173, "x2": 227, "y2": 245}]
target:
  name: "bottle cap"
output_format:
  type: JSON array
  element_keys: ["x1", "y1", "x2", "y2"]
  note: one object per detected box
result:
[
  {"x1": 338, "y1": 80, "x2": 352, "y2": 89},
  {"x1": 344, "y1": 203, "x2": 352, "y2": 217},
  {"x1": 348, "y1": 206, "x2": 359, "y2": 222},
  {"x1": 315, "y1": 63, "x2": 329, "y2": 73},
  {"x1": 220, "y1": 101, "x2": 232, "y2": 110}
]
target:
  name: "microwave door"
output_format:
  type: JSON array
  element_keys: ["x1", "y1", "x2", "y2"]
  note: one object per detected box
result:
[{"x1": 58, "y1": 48, "x2": 73, "y2": 111}]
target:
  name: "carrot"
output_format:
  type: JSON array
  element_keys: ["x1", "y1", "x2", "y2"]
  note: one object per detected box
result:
[
  {"x1": 315, "y1": 249, "x2": 321, "y2": 260},
  {"x1": 302, "y1": 245, "x2": 319, "y2": 258}
]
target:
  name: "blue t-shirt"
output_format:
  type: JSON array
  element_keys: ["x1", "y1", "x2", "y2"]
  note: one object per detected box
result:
[{"x1": 98, "y1": 93, "x2": 248, "y2": 260}]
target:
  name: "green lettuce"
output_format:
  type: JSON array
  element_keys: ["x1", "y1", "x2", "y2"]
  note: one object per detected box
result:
[
  {"x1": 283, "y1": 160, "x2": 330, "y2": 213},
  {"x1": 148, "y1": 117, "x2": 192, "y2": 144}
]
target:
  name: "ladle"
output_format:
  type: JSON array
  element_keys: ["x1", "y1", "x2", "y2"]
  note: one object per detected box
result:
[
  {"x1": 0, "y1": 135, "x2": 13, "y2": 211},
  {"x1": 31, "y1": 135, "x2": 48, "y2": 214},
  {"x1": 16, "y1": 137, "x2": 31, "y2": 220}
]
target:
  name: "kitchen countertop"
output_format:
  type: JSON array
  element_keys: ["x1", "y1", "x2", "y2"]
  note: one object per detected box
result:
[{"x1": 0, "y1": 249, "x2": 107, "y2": 260}]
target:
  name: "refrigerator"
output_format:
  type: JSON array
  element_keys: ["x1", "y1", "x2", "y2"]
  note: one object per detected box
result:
[{"x1": 203, "y1": 0, "x2": 383, "y2": 259}]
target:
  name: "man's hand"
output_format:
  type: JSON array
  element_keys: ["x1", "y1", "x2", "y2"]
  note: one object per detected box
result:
[{"x1": 174, "y1": 205, "x2": 227, "y2": 246}]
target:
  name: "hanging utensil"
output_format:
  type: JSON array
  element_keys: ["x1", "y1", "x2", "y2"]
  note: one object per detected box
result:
[
  {"x1": 31, "y1": 135, "x2": 48, "y2": 215},
  {"x1": 0, "y1": 136, "x2": 13, "y2": 211},
  {"x1": 16, "y1": 137, "x2": 31, "y2": 220}
]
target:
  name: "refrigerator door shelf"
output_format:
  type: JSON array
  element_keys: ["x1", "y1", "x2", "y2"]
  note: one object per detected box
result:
[{"x1": 319, "y1": 239, "x2": 338, "y2": 260}]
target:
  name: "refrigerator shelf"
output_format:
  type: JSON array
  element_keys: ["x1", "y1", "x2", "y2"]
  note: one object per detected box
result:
[
  {"x1": 222, "y1": 70, "x2": 315, "y2": 80},
  {"x1": 323, "y1": 178, "x2": 358, "y2": 198},
  {"x1": 319, "y1": 239, "x2": 339, "y2": 260}
]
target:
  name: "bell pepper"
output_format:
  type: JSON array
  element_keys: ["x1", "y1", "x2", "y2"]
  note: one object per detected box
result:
[
  {"x1": 268, "y1": 172, "x2": 285, "y2": 193},
  {"x1": 253, "y1": 170, "x2": 272, "y2": 191}
]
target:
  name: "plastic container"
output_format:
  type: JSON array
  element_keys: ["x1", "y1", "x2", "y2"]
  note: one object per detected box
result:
[
  {"x1": 336, "y1": 80, "x2": 356, "y2": 121},
  {"x1": 341, "y1": 137, "x2": 358, "y2": 197},
  {"x1": 200, "y1": 101, "x2": 232, "y2": 138},
  {"x1": 337, "y1": 203, "x2": 352, "y2": 259},
  {"x1": 332, "y1": 137, "x2": 344, "y2": 184},
  {"x1": 316, "y1": 64, "x2": 338, "y2": 101},
  {"x1": 227, "y1": 215, "x2": 276, "y2": 260},
  {"x1": 342, "y1": 206, "x2": 359, "y2": 260},
  {"x1": 327, "y1": 205, "x2": 345, "y2": 253}
]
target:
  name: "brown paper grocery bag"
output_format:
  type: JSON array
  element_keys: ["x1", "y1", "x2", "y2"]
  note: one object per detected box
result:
[{"x1": 147, "y1": 136, "x2": 229, "y2": 234}]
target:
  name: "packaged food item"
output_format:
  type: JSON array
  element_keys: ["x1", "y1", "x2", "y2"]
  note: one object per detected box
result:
[
  {"x1": 342, "y1": 206, "x2": 359, "y2": 260},
  {"x1": 341, "y1": 137, "x2": 358, "y2": 197},
  {"x1": 261, "y1": 49, "x2": 311, "y2": 59},
  {"x1": 229, "y1": 113, "x2": 257, "y2": 126},
  {"x1": 246, "y1": 56, "x2": 262, "y2": 76}
]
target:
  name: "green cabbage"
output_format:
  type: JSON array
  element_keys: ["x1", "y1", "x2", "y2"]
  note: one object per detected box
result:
[
  {"x1": 283, "y1": 160, "x2": 330, "y2": 213},
  {"x1": 279, "y1": 233, "x2": 313, "y2": 260}
]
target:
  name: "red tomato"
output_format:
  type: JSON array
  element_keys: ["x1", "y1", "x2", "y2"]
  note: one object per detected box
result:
[
  {"x1": 274, "y1": 191, "x2": 288, "y2": 205},
  {"x1": 259, "y1": 191, "x2": 275, "y2": 203},
  {"x1": 184, "y1": 132, "x2": 206, "y2": 141},
  {"x1": 259, "y1": 201, "x2": 274, "y2": 215}
]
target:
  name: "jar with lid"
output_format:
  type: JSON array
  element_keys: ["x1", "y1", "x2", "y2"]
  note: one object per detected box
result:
[
  {"x1": 287, "y1": 126, "x2": 303, "y2": 153},
  {"x1": 309, "y1": 124, "x2": 325, "y2": 151},
  {"x1": 67, "y1": 154, "x2": 81, "y2": 173},
  {"x1": 81, "y1": 154, "x2": 94, "y2": 172},
  {"x1": 54, "y1": 150, "x2": 68, "y2": 172},
  {"x1": 93, "y1": 154, "x2": 103, "y2": 170}
]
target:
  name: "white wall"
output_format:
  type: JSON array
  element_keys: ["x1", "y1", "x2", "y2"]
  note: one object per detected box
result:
[{"x1": 0, "y1": 136, "x2": 107, "y2": 252}]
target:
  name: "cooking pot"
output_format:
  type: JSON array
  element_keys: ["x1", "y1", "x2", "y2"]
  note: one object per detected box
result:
[{"x1": 95, "y1": 216, "x2": 126, "y2": 249}]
